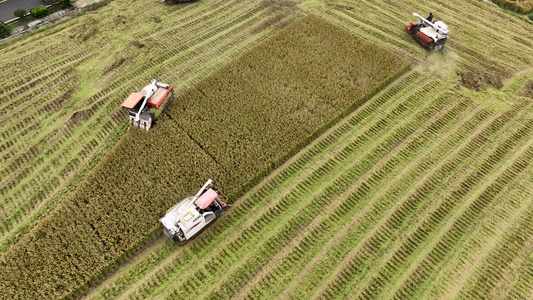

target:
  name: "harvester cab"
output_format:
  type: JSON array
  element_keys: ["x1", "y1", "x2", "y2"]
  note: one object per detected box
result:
[
  {"x1": 121, "y1": 79, "x2": 174, "y2": 131},
  {"x1": 406, "y1": 12, "x2": 449, "y2": 50},
  {"x1": 160, "y1": 179, "x2": 229, "y2": 243}
]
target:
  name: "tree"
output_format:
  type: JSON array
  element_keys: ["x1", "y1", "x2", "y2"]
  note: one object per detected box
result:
[
  {"x1": 14, "y1": 9, "x2": 28, "y2": 29},
  {"x1": 0, "y1": 21, "x2": 10, "y2": 39},
  {"x1": 14, "y1": 9, "x2": 27, "y2": 20},
  {"x1": 30, "y1": 6, "x2": 48, "y2": 18},
  {"x1": 62, "y1": 0, "x2": 71, "y2": 8}
]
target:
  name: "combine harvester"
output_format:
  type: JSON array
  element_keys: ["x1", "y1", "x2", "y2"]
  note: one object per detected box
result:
[
  {"x1": 406, "y1": 12, "x2": 449, "y2": 50},
  {"x1": 121, "y1": 79, "x2": 174, "y2": 131},
  {"x1": 160, "y1": 179, "x2": 229, "y2": 243}
]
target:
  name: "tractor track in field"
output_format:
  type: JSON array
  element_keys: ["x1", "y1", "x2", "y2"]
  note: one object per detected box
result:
[{"x1": 167, "y1": 114, "x2": 232, "y2": 180}]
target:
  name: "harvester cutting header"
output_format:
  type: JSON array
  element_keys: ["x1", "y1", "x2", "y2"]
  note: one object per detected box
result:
[
  {"x1": 121, "y1": 79, "x2": 174, "y2": 131},
  {"x1": 406, "y1": 12, "x2": 449, "y2": 50}
]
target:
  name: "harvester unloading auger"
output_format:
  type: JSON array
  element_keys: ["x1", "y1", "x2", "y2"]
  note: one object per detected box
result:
[
  {"x1": 160, "y1": 179, "x2": 229, "y2": 243},
  {"x1": 406, "y1": 13, "x2": 449, "y2": 50},
  {"x1": 121, "y1": 79, "x2": 174, "y2": 131}
]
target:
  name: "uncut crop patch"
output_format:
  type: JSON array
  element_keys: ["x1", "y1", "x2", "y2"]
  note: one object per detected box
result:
[
  {"x1": 0, "y1": 14, "x2": 407, "y2": 299},
  {"x1": 167, "y1": 14, "x2": 407, "y2": 195}
]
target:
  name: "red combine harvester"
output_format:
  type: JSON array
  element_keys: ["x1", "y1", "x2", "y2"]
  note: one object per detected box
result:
[
  {"x1": 121, "y1": 79, "x2": 174, "y2": 131},
  {"x1": 406, "y1": 13, "x2": 449, "y2": 50}
]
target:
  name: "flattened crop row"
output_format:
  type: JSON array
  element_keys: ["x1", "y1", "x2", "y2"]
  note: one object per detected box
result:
[
  {"x1": 390, "y1": 142, "x2": 533, "y2": 299},
  {"x1": 0, "y1": 50, "x2": 94, "y2": 104},
  {"x1": 0, "y1": 67, "x2": 79, "y2": 134},
  {"x1": 243, "y1": 95, "x2": 478, "y2": 299},
  {"x1": 148, "y1": 0, "x2": 253, "y2": 50},
  {"x1": 315, "y1": 100, "x2": 529, "y2": 299},
  {"x1": 378, "y1": 118, "x2": 533, "y2": 299},
  {"x1": 0, "y1": 120, "x2": 117, "y2": 234},
  {"x1": 457, "y1": 153, "x2": 533, "y2": 298}
]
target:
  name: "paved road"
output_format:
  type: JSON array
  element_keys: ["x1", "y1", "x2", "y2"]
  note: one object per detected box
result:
[{"x1": 0, "y1": 0, "x2": 44, "y2": 22}]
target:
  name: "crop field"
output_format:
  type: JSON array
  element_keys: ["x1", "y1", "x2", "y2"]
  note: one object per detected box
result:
[
  {"x1": 91, "y1": 80, "x2": 532, "y2": 299},
  {"x1": 0, "y1": 0, "x2": 304, "y2": 256},
  {"x1": 491, "y1": 0, "x2": 533, "y2": 14},
  {"x1": 1, "y1": 0, "x2": 533, "y2": 299},
  {"x1": 0, "y1": 10, "x2": 408, "y2": 299}
]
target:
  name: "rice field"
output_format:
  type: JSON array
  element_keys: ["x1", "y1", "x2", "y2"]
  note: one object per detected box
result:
[
  {"x1": 1, "y1": 0, "x2": 532, "y2": 299},
  {"x1": 0, "y1": 12, "x2": 407, "y2": 299},
  {"x1": 85, "y1": 65, "x2": 533, "y2": 300},
  {"x1": 0, "y1": 0, "x2": 301, "y2": 256},
  {"x1": 491, "y1": 0, "x2": 533, "y2": 14}
]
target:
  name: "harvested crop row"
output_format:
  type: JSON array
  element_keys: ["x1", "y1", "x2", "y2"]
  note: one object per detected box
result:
[
  {"x1": 0, "y1": 15, "x2": 407, "y2": 299},
  {"x1": 421, "y1": 146, "x2": 533, "y2": 299}
]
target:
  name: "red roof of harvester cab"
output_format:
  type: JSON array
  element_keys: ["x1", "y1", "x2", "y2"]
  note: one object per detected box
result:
[
  {"x1": 122, "y1": 92, "x2": 144, "y2": 108},
  {"x1": 195, "y1": 189, "x2": 218, "y2": 209}
]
